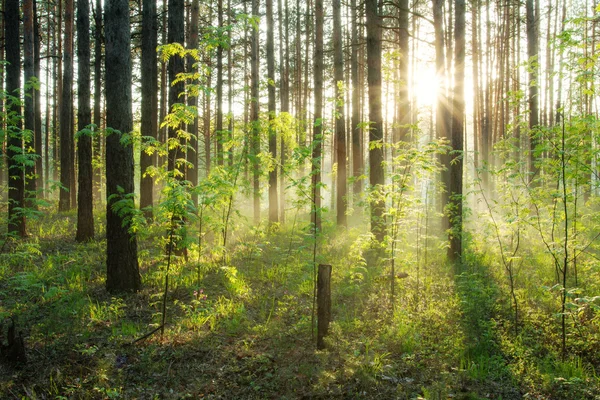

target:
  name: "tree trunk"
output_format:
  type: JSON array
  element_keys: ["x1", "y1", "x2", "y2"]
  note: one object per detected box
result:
[
  {"x1": 93, "y1": 0, "x2": 103, "y2": 203},
  {"x1": 251, "y1": 0, "x2": 261, "y2": 224},
  {"x1": 6, "y1": 0, "x2": 25, "y2": 236},
  {"x1": 216, "y1": 0, "x2": 224, "y2": 166},
  {"x1": 278, "y1": 0, "x2": 289, "y2": 223},
  {"x1": 168, "y1": 0, "x2": 185, "y2": 174},
  {"x1": 449, "y1": 0, "x2": 465, "y2": 262},
  {"x1": 59, "y1": 0, "x2": 74, "y2": 211},
  {"x1": 351, "y1": 0, "x2": 362, "y2": 199},
  {"x1": 23, "y1": 0, "x2": 36, "y2": 207},
  {"x1": 311, "y1": 0, "x2": 324, "y2": 233},
  {"x1": 140, "y1": 0, "x2": 158, "y2": 215},
  {"x1": 187, "y1": 0, "x2": 199, "y2": 207},
  {"x1": 105, "y1": 0, "x2": 141, "y2": 292},
  {"x1": 366, "y1": 0, "x2": 385, "y2": 242},
  {"x1": 267, "y1": 0, "x2": 278, "y2": 224},
  {"x1": 396, "y1": 0, "x2": 410, "y2": 143},
  {"x1": 76, "y1": 0, "x2": 94, "y2": 242},
  {"x1": 33, "y1": 0, "x2": 43, "y2": 197},
  {"x1": 526, "y1": 0, "x2": 539, "y2": 177},
  {"x1": 333, "y1": 0, "x2": 347, "y2": 227}
]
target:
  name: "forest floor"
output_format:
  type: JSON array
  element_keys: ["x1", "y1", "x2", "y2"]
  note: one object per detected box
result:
[{"x1": 0, "y1": 210, "x2": 599, "y2": 399}]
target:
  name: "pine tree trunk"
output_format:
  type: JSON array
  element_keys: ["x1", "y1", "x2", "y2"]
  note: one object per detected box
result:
[
  {"x1": 351, "y1": 0, "x2": 362, "y2": 198},
  {"x1": 6, "y1": 0, "x2": 26, "y2": 236},
  {"x1": 140, "y1": 0, "x2": 158, "y2": 215},
  {"x1": 311, "y1": 0, "x2": 324, "y2": 233},
  {"x1": 76, "y1": 0, "x2": 94, "y2": 242},
  {"x1": 59, "y1": 0, "x2": 74, "y2": 211},
  {"x1": 333, "y1": 0, "x2": 347, "y2": 227},
  {"x1": 251, "y1": 0, "x2": 261, "y2": 224},
  {"x1": 267, "y1": 0, "x2": 279, "y2": 224},
  {"x1": 93, "y1": 0, "x2": 103, "y2": 203},
  {"x1": 24, "y1": 0, "x2": 36, "y2": 207},
  {"x1": 187, "y1": 0, "x2": 199, "y2": 206},
  {"x1": 105, "y1": 0, "x2": 141, "y2": 292}
]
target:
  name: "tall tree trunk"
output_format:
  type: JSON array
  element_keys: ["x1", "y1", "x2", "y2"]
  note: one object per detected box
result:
[
  {"x1": 93, "y1": 0, "x2": 103, "y2": 203},
  {"x1": 351, "y1": 0, "x2": 362, "y2": 199},
  {"x1": 366, "y1": 0, "x2": 385, "y2": 242},
  {"x1": 311, "y1": 0, "x2": 324, "y2": 233},
  {"x1": 23, "y1": 0, "x2": 36, "y2": 206},
  {"x1": 526, "y1": 0, "x2": 539, "y2": 177},
  {"x1": 396, "y1": 0, "x2": 410, "y2": 143},
  {"x1": 168, "y1": 0, "x2": 185, "y2": 174},
  {"x1": 333, "y1": 0, "x2": 347, "y2": 227},
  {"x1": 433, "y1": 0, "x2": 451, "y2": 230},
  {"x1": 105, "y1": 0, "x2": 141, "y2": 292},
  {"x1": 267, "y1": 0, "x2": 278, "y2": 224},
  {"x1": 187, "y1": 0, "x2": 199, "y2": 206},
  {"x1": 140, "y1": 0, "x2": 158, "y2": 215},
  {"x1": 278, "y1": 0, "x2": 289, "y2": 223},
  {"x1": 59, "y1": 0, "x2": 74, "y2": 211},
  {"x1": 6, "y1": 0, "x2": 25, "y2": 236},
  {"x1": 34, "y1": 0, "x2": 42, "y2": 197},
  {"x1": 215, "y1": 0, "x2": 224, "y2": 166},
  {"x1": 76, "y1": 0, "x2": 94, "y2": 241},
  {"x1": 251, "y1": 0, "x2": 261, "y2": 224},
  {"x1": 449, "y1": 0, "x2": 465, "y2": 262}
]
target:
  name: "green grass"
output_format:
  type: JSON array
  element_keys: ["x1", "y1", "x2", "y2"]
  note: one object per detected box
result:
[{"x1": 0, "y1": 207, "x2": 599, "y2": 399}]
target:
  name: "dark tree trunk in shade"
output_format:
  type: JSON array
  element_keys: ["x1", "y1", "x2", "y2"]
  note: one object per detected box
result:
[
  {"x1": 93, "y1": 0, "x2": 103, "y2": 204},
  {"x1": 311, "y1": 0, "x2": 323, "y2": 233},
  {"x1": 448, "y1": 0, "x2": 465, "y2": 263},
  {"x1": 76, "y1": 0, "x2": 94, "y2": 242},
  {"x1": 140, "y1": 0, "x2": 158, "y2": 215},
  {"x1": 333, "y1": 0, "x2": 346, "y2": 227},
  {"x1": 187, "y1": 0, "x2": 199, "y2": 207},
  {"x1": 167, "y1": 0, "x2": 185, "y2": 173},
  {"x1": 59, "y1": 0, "x2": 74, "y2": 211},
  {"x1": 34, "y1": 0, "x2": 43, "y2": 197},
  {"x1": 24, "y1": 0, "x2": 36, "y2": 206},
  {"x1": 366, "y1": 0, "x2": 385, "y2": 242},
  {"x1": 6, "y1": 0, "x2": 26, "y2": 236},
  {"x1": 267, "y1": 0, "x2": 278, "y2": 224},
  {"x1": 251, "y1": 0, "x2": 260, "y2": 224},
  {"x1": 351, "y1": 0, "x2": 362, "y2": 199},
  {"x1": 104, "y1": 0, "x2": 141, "y2": 292}
]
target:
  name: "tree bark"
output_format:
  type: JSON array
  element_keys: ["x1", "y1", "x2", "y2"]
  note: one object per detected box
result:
[
  {"x1": 251, "y1": 0, "x2": 261, "y2": 224},
  {"x1": 366, "y1": 0, "x2": 385, "y2": 242},
  {"x1": 140, "y1": 0, "x2": 158, "y2": 215},
  {"x1": 351, "y1": 0, "x2": 362, "y2": 199},
  {"x1": 187, "y1": 0, "x2": 199, "y2": 206},
  {"x1": 59, "y1": 0, "x2": 74, "y2": 211},
  {"x1": 23, "y1": 0, "x2": 36, "y2": 207},
  {"x1": 93, "y1": 0, "x2": 103, "y2": 203},
  {"x1": 526, "y1": 0, "x2": 539, "y2": 177},
  {"x1": 333, "y1": 0, "x2": 347, "y2": 227},
  {"x1": 76, "y1": 0, "x2": 94, "y2": 241},
  {"x1": 6, "y1": 0, "x2": 25, "y2": 236},
  {"x1": 311, "y1": 0, "x2": 324, "y2": 233},
  {"x1": 267, "y1": 0, "x2": 279, "y2": 224},
  {"x1": 105, "y1": 0, "x2": 141, "y2": 292}
]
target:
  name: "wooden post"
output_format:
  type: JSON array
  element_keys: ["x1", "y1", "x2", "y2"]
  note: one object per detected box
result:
[{"x1": 317, "y1": 264, "x2": 332, "y2": 350}]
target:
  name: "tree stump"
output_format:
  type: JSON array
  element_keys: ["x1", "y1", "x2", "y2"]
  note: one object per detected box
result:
[{"x1": 317, "y1": 264, "x2": 332, "y2": 350}]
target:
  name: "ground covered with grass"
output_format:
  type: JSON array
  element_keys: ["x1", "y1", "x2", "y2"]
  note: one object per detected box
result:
[{"x1": 1, "y1": 210, "x2": 599, "y2": 399}]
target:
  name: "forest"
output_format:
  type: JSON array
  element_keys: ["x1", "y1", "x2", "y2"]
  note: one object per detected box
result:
[{"x1": 1, "y1": 0, "x2": 600, "y2": 397}]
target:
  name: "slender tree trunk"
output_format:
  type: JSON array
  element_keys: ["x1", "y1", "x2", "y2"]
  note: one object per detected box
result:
[
  {"x1": 351, "y1": 0, "x2": 362, "y2": 198},
  {"x1": 34, "y1": 1, "x2": 42, "y2": 197},
  {"x1": 333, "y1": 0, "x2": 347, "y2": 227},
  {"x1": 267, "y1": 0, "x2": 278, "y2": 224},
  {"x1": 396, "y1": 0, "x2": 410, "y2": 143},
  {"x1": 449, "y1": 0, "x2": 465, "y2": 262},
  {"x1": 527, "y1": 0, "x2": 539, "y2": 177},
  {"x1": 216, "y1": 0, "x2": 224, "y2": 166},
  {"x1": 6, "y1": 0, "x2": 25, "y2": 236},
  {"x1": 24, "y1": 0, "x2": 36, "y2": 206},
  {"x1": 59, "y1": 0, "x2": 74, "y2": 211},
  {"x1": 251, "y1": 0, "x2": 261, "y2": 224},
  {"x1": 311, "y1": 0, "x2": 324, "y2": 233},
  {"x1": 168, "y1": 0, "x2": 185, "y2": 174},
  {"x1": 366, "y1": 0, "x2": 385, "y2": 241},
  {"x1": 105, "y1": 0, "x2": 141, "y2": 292},
  {"x1": 140, "y1": 0, "x2": 158, "y2": 215},
  {"x1": 93, "y1": 0, "x2": 103, "y2": 203},
  {"x1": 76, "y1": 0, "x2": 94, "y2": 241},
  {"x1": 278, "y1": 0, "x2": 289, "y2": 223},
  {"x1": 187, "y1": 0, "x2": 199, "y2": 206}
]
